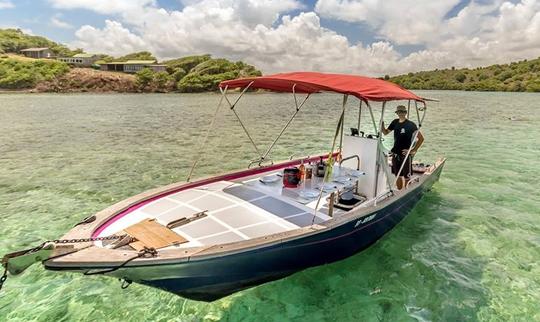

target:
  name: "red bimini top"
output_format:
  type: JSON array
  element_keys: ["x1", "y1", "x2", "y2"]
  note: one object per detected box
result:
[{"x1": 219, "y1": 71, "x2": 423, "y2": 102}]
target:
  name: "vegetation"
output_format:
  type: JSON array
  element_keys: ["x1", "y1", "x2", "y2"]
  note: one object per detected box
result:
[
  {"x1": 0, "y1": 28, "x2": 81, "y2": 57},
  {"x1": 114, "y1": 51, "x2": 156, "y2": 62},
  {"x1": 389, "y1": 57, "x2": 540, "y2": 92},
  {"x1": 177, "y1": 58, "x2": 261, "y2": 92},
  {"x1": 0, "y1": 28, "x2": 261, "y2": 92},
  {"x1": 0, "y1": 58, "x2": 69, "y2": 88},
  {"x1": 134, "y1": 55, "x2": 261, "y2": 92}
]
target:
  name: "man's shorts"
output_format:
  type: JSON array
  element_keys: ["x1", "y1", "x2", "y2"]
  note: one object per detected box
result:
[{"x1": 392, "y1": 154, "x2": 413, "y2": 178}]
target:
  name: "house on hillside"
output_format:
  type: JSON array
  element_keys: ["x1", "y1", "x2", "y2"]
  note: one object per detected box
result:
[
  {"x1": 100, "y1": 60, "x2": 167, "y2": 73},
  {"x1": 57, "y1": 53, "x2": 99, "y2": 66},
  {"x1": 20, "y1": 47, "x2": 53, "y2": 59}
]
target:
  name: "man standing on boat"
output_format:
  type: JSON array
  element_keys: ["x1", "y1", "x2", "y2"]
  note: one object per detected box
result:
[{"x1": 382, "y1": 105, "x2": 424, "y2": 189}]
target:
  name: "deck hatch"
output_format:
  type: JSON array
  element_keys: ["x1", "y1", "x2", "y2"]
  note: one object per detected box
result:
[
  {"x1": 211, "y1": 206, "x2": 267, "y2": 228},
  {"x1": 239, "y1": 222, "x2": 288, "y2": 238},
  {"x1": 285, "y1": 213, "x2": 324, "y2": 226},
  {"x1": 250, "y1": 197, "x2": 305, "y2": 218},
  {"x1": 177, "y1": 218, "x2": 229, "y2": 238},
  {"x1": 223, "y1": 185, "x2": 266, "y2": 201}
]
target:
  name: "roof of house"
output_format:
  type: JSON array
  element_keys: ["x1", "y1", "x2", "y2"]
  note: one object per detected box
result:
[
  {"x1": 73, "y1": 53, "x2": 97, "y2": 58},
  {"x1": 124, "y1": 60, "x2": 157, "y2": 64},
  {"x1": 20, "y1": 47, "x2": 50, "y2": 52}
]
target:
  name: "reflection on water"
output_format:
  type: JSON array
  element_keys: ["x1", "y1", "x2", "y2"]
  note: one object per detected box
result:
[{"x1": 0, "y1": 91, "x2": 539, "y2": 321}]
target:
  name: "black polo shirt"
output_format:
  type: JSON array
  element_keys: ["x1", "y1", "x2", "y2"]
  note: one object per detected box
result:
[{"x1": 387, "y1": 119, "x2": 418, "y2": 154}]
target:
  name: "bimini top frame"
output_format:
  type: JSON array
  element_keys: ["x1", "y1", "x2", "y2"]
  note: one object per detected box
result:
[
  {"x1": 220, "y1": 71, "x2": 426, "y2": 102},
  {"x1": 188, "y1": 72, "x2": 429, "y2": 192}
]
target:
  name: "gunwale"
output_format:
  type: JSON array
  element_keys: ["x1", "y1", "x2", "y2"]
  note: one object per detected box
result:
[{"x1": 44, "y1": 158, "x2": 446, "y2": 270}]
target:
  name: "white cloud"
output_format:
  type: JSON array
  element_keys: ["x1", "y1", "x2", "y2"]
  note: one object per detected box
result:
[
  {"x1": 48, "y1": 0, "x2": 156, "y2": 14},
  {"x1": 50, "y1": 14, "x2": 73, "y2": 29},
  {"x1": 65, "y1": 0, "x2": 540, "y2": 75},
  {"x1": 315, "y1": 0, "x2": 540, "y2": 71},
  {"x1": 0, "y1": 0, "x2": 14, "y2": 9},
  {"x1": 314, "y1": 0, "x2": 461, "y2": 45},
  {"x1": 74, "y1": 20, "x2": 147, "y2": 56}
]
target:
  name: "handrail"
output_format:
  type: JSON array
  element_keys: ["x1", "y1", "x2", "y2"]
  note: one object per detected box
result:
[
  {"x1": 247, "y1": 158, "x2": 274, "y2": 169},
  {"x1": 393, "y1": 129, "x2": 420, "y2": 187},
  {"x1": 406, "y1": 176, "x2": 420, "y2": 189},
  {"x1": 339, "y1": 154, "x2": 360, "y2": 170},
  {"x1": 289, "y1": 153, "x2": 311, "y2": 161}
]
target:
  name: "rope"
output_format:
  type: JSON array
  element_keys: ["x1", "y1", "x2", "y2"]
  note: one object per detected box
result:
[
  {"x1": 84, "y1": 247, "x2": 157, "y2": 276},
  {"x1": 186, "y1": 87, "x2": 227, "y2": 182},
  {"x1": 0, "y1": 234, "x2": 141, "y2": 294}
]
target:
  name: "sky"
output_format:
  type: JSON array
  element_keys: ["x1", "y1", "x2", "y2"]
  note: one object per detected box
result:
[{"x1": 1, "y1": 0, "x2": 540, "y2": 76}]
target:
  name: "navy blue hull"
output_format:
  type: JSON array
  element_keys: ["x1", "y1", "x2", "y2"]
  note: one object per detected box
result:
[{"x1": 138, "y1": 165, "x2": 444, "y2": 301}]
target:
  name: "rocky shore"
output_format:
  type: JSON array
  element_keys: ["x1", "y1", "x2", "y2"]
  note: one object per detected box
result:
[{"x1": 34, "y1": 68, "x2": 140, "y2": 93}]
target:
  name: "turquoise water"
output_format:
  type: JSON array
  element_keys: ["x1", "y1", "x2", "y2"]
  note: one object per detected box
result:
[{"x1": 0, "y1": 91, "x2": 538, "y2": 321}]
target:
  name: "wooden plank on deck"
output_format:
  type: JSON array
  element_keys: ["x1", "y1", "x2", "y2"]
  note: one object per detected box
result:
[{"x1": 125, "y1": 219, "x2": 188, "y2": 249}]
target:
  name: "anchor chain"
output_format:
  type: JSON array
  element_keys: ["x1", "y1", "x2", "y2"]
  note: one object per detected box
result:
[
  {"x1": 50, "y1": 234, "x2": 128, "y2": 245},
  {"x1": 0, "y1": 265, "x2": 7, "y2": 292},
  {"x1": 0, "y1": 234, "x2": 137, "y2": 294},
  {"x1": 26, "y1": 234, "x2": 129, "y2": 253}
]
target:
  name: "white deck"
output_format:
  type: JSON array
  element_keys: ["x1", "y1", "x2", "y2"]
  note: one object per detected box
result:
[{"x1": 97, "y1": 166, "x2": 364, "y2": 248}]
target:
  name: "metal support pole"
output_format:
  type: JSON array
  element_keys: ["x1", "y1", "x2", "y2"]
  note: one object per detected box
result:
[
  {"x1": 186, "y1": 86, "x2": 228, "y2": 182},
  {"x1": 312, "y1": 94, "x2": 347, "y2": 224},
  {"x1": 366, "y1": 101, "x2": 378, "y2": 135},
  {"x1": 420, "y1": 101, "x2": 427, "y2": 126},
  {"x1": 394, "y1": 130, "x2": 420, "y2": 188},
  {"x1": 373, "y1": 101, "x2": 386, "y2": 197},
  {"x1": 357, "y1": 100, "x2": 362, "y2": 133},
  {"x1": 260, "y1": 89, "x2": 311, "y2": 162},
  {"x1": 292, "y1": 84, "x2": 298, "y2": 109},
  {"x1": 407, "y1": 100, "x2": 411, "y2": 115},
  {"x1": 221, "y1": 82, "x2": 261, "y2": 156},
  {"x1": 338, "y1": 95, "x2": 347, "y2": 156},
  {"x1": 414, "y1": 100, "x2": 421, "y2": 126}
]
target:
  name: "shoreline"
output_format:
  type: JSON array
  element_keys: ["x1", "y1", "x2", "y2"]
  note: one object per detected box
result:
[{"x1": 1, "y1": 88, "x2": 537, "y2": 94}]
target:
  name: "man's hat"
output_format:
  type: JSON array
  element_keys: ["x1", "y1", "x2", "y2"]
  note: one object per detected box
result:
[{"x1": 395, "y1": 105, "x2": 407, "y2": 113}]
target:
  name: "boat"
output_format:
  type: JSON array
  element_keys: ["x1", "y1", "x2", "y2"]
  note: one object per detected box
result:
[{"x1": 1, "y1": 72, "x2": 445, "y2": 302}]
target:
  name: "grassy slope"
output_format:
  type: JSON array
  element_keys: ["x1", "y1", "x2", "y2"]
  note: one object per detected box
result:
[
  {"x1": 0, "y1": 56, "x2": 70, "y2": 89},
  {"x1": 389, "y1": 57, "x2": 540, "y2": 92}
]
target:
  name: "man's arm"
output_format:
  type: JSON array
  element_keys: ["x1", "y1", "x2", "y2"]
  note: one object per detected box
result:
[
  {"x1": 381, "y1": 121, "x2": 392, "y2": 135},
  {"x1": 411, "y1": 131, "x2": 424, "y2": 154}
]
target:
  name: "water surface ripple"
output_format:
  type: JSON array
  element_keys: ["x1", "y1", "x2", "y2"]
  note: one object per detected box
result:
[{"x1": 0, "y1": 91, "x2": 538, "y2": 321}]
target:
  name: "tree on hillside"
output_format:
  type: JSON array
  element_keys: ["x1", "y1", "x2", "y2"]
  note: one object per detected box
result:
[
  {"x1": 135, "y1": 68, "x2": 154, "y2": 89},
  {"x1": 455, "y1": 73, "x2": 466, "y2": 83},
  {"x1": 116, "y1": 51, "x2": 156, "y2": 62},
  {"x1": 153, "y1": 71, "x2": 172, "y2": 91},
  {"x1": 177, "y1": 58, "x2": 260, "y2": 92},
  {"x1": 164, "y1": 55, "x2": 211, "y2": 74}
]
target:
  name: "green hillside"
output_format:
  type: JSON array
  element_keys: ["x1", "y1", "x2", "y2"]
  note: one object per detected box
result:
[
  {"x1": 389, "y1": 57, "x2": 540, "y2": 92},
  {"x1": 0, "y1": 57, "x2": 69, "y2": 89},
  {"x1": 174, "y1": 57, "x2": 261, "y2": 92},
  {"x1": 0, "y1": 28, "x2": 261, "y2": 92},
  {"x1": 134, "y1": 54, "x2": 261, "y2": 92},
  {"x1": 0, "y1": 28, "x2": 81, "y2": 56}
]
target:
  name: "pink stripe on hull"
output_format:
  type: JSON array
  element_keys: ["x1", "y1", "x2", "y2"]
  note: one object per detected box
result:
[{"x1": 92, "y1": 153, "x2": 338, "y2": 237}]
